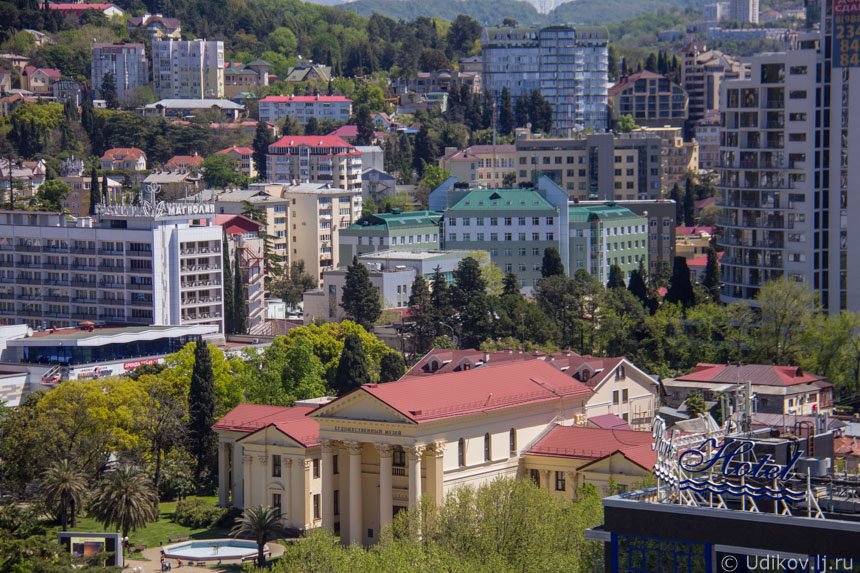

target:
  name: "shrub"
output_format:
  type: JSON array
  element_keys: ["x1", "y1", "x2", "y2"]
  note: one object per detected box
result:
[{"x1": 172, "y1": 498, "x2": 227, "y2": 529}]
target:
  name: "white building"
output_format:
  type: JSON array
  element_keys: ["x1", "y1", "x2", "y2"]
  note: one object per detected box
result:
[
  {"x1": 0, "y1": 202, "x2": 225, "y2": 332},
  {"x1": 258, "y1": 95, "x2": 352, "y2": 126},
  {"x1": 91, "y1": 43, "x2": 149, "y2": 104},
  {"x1": 152, "y1": 39, "x2": 225, "y2": 100},
  {"x1": 481, "y1": 25, "x2": 609, "y2": 133}
]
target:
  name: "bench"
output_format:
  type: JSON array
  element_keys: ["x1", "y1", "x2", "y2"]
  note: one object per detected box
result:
[{"x1": 167, "y1": 535, "x2": 191, "y2": 543}]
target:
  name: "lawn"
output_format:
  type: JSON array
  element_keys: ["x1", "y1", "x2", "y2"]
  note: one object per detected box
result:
[{"x1": 50, "y1": 496, "x2": 229, "y2": 550}]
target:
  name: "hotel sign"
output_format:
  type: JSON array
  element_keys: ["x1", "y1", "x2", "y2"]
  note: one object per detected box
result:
[
  {"x1": 652, "y1": 417, "x2": 805, "y2": 502},
  {"x1": 97, "y1": 201, "x2": 216, "y2": 219},
  {"x1": 834, "y1": 0, "x2": 860, "y2": 68}
]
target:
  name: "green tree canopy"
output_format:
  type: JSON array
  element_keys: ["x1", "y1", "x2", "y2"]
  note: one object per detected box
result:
[{"x1": 340, "y1": 257, "x2": 382, "y2": 330}]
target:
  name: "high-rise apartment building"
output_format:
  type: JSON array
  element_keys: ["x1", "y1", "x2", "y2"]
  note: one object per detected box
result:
[
  {"x1": 266, "y1": 136, "x2": 362, "y2": 192},
  {"x1": 258, "y1": 95, "x2": 352, "y2": 126},
  {"x1": 608, "y1": 71, "x2": 689, "y2": 129},
  {"x1": 718, "y1": 3, "x2": 860, "y2": 312},
  {"x1": 152, "y1": 39, "x2": 225, "y2": 99},
  {"x1": 729, "y1": 0, "x2": 760, "y2": 23},
  {"x1": 482, "y1": 25, "x2": 609, "y2": 133},
  {"x1": 0, "y1": 203, "x2": 224, "y2": 331},
  {"x1": 91, "y1": 43, "x2": 149, "y2": 103},
  {"x1": 682, "y1": 43, "x2": 747, "y2": 125}
]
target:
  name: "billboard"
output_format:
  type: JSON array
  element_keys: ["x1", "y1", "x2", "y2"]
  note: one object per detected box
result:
[{"x1": 834, "y1": 0, "x2": 860, "y2": 67}]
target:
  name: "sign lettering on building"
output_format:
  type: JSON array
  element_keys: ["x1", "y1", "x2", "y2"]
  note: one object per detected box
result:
[
  {"x1": 96, "y1": 201, "x2": 216, "y2": 219},
  {"x1": 834, "y1": 0, "x2": 860, "y2": 68},
  {"x1": 332, "y1": 425, "x2": 403, "y2": 436}
]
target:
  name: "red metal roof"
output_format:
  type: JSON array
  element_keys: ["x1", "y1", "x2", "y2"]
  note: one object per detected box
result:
[
  {"x1": 217, "y1": 146, "x2": 254, "y2": 156},
  {"x1": 24, "y1": 66, "x2": 61, "y2": 78},
  {"x1": 587, "y1": 413, "x2": 633, "y2": 430},
  {"x1": 213, "y1": 404, "x2": 316, "y2": 433},
  {"x1": 269, "y1": 135, "x2": 353, "y2": 149},
  {"x1": 406, "y1": 348, "x2": 548, "y2": 376},
  {"x1": 676, "y1": 363, "x2": 824, "y2": 387},
  {"x1": 47, "y1": 2, "x2": 116, "y2": 10},
  {"x1": 165, "y1": 155, "x2": 203, "y2": 168},
  {"x1": 527, "y1": 425, "x2": 655, "y2": 469},
  {"x1": 101, "y1": 147, "x2": 145, "y2": 160},
  {"x1": 608, "y1": 70, "x2": 667, "y2": 96},
  {"x1": 328, "y1": 125, "x2": 357, "y2": 137},
  {"x1": 237, "y1": 417, "x2": 320, "y2": 448},
  {"x1": 260, "y1": 95, "x2": 351, "y2": 103},
  {"x1": 353, "y1": 360, "x2": 593, "y2": 423},
  {"x1": 212, "y1": 213, "x2": 262, "y2": 234},
  {"x1": 676, "y1": 225, "x2": 715, "y2": 236}
]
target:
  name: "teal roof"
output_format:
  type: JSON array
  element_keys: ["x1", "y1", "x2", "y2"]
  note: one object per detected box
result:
[
  {"x1": 348, "y1": 210, "x2": 442, "y2": 231},
  {"x1": 449, "y1": 189, "x2": 555, "y2": 211},
  {"x1": 568, "y1": 204, "x2": 642, "y2": 223}
]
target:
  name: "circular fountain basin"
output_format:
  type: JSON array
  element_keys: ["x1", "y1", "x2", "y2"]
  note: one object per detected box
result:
[{"x1": 163, "y1": 539, "x2": 261, "y2": 561}]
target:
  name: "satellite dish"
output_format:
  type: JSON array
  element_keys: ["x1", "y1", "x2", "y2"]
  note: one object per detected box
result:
[{"x1": 526, "y1": 122, "x2": 532, "y2": 129}]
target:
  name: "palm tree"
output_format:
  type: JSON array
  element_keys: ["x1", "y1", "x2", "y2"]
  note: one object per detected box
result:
[
  {"x1": 41, "y1": 459, "x2": 89, "y2": 531},
  {"x1": 88, "y1": 464, "x2": 158, "y2": 540},
  {"x1": 230, "y1": 505, "x2": 283, "y2": 567}
]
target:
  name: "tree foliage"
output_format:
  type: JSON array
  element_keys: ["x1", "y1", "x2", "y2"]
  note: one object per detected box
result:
[{"x1": 340, "y1": 257, "x2": 382, "y2": 330}]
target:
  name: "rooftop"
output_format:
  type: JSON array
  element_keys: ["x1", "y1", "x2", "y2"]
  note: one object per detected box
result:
[
  {"x1": 8, "y1": 324, "x2": 218, "y2": 347},
  {"x1": 260, "y1": 95, "x2": 350, "y2": 103},
  {"x1": 214, "y1": 404, "x2": 316, "y2": 436},
  {"x1": 269, "y1": 135, "x2": 354, "y2": 150},
  {"x1": 328, "y1": 360, "x2": 593, "y2": 423},
  {"x1": 568, "y1": 204, "x2": 642, "y2": 222},
  {"x1": 527, "y1": 425, "x2": 655, "y2": 469},
  {"x1": 449, "y1": 189, "x2": 555, "y2": 212},
  {"x1": 143, "y1": 99, "x2": 244, "y2": 110},
  {"x1": 674, "y1": 363, "x2": 825, "y2": 387},
  {"x1": 347, "y1": 211, "x2": 442, "y2": 230}
]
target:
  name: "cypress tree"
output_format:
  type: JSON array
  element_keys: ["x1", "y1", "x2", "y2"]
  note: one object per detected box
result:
[
  {"x1": 88, "y1": 167, "x2": 100, "y2": 215},
  {"x1": 233, "y1": 246, "x2": 248, "y2": 334},
  {"x1": 222, "y1": 234, "x2": 234, "y2": 334},
  {"x1": 627, "y1": 265, "x2": 650, "y2": 309},
  {"x1": 340, "y1": 257, "x2": 381, "y2": 330},
  {"x1": 430, "y1": 265, "x2": 453, "y2": 338},
  {"x1": 450, "y1": 256, "x2": 486, "y2": 310},
  {"x1": 408, "y1": 274, "x2": 435, "y2": 354},
  {"x1": 252, "y1": 121, "x2": 274, "y2": 180},
  {"x1": 684, "y1": 177, "x2": 696, "y2": 226},
  {"x1": 101, "y1": 175, "x2": 109, "y2": 205},
  {"x1": 541, "y1": 247, "x2": 565, "y2": 278},
  {"x1": 333, "y1": 334, "x2": 371, "y2": 395},
  {"x1": 666, "y1": 256, "x2": 695, "y2": 307},
  {"x1": 379, "y1": 352, "x2": 405, "y2": 382},
  {"x1": 670, "y1": 183, "x2": 683, "y2": 224},
  {"x1": 499, "y1": 87, "x2": 514, "y2": 135},
  {"x1": 101, "y1": 72, "x2": 118, "y2": 110},
  {"x1": 187, "y1": 341, "x2": 217, "y2": 488},
  {"x1": 502, "y1": 270, "x2": 520, "y2": 296},
  {"x1": 702, "y1": 247, "x2": 721, "y2": 302},
  {"x1": 607, "y1": 264, "x2": 626, "y2": 289}
]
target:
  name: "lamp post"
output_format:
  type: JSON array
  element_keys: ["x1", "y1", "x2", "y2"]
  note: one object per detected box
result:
[{"x1": 437, "y1": 321, "x2": 458, "y2": 350}]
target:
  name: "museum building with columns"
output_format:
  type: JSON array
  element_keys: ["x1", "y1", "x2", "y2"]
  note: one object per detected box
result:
[{"x1": 214, "y1": 359, "x2": 658, "y2": 545}]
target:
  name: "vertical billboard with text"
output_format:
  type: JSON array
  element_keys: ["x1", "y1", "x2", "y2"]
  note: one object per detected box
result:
[{"x1": 834, "y1": 0, "x2": 860, "y2": 67}]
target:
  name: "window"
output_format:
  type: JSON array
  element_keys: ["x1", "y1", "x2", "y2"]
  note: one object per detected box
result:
[
  {"x1": 273, "y1": 493, "x2": 282, "y2": 517},
  {"x1": 509, "y1": 429, "x2": 517, "y2": 456},
  {"x1": 529, "y1": 469, "x2": 541, "y2": 486},
  {"x1": 555, "y1": 471, "x2": 566, "y2": 491},
  {"x1": 458, "y1": 438, "x2": 466, "y2": 467},
  {"x1": 272, "y1": 455, "x2": 281, "y2": 477},
  {"x1": 333, "y1": 490, "x2": 340, "y2": 516},
  {"x1": 490, "y1": 217, "x2": 498, "y2": 226},
  {"x1": 484, "y1": 433, "x2": 492, "y2": 461},
  {"x1": 313, "y1": 494, "x2": 321, "y2": 520},
  {"x1": 332, "y1": 454, "x2": 338, "y2": 475},
  {"x1": 613, "y1": 390, "x2": 620, "y2": 404},
  {"x1": 393, "y1": 446, "x2": 405, "y2": 467},
  {"x1": 504, "y1": 217, "x2": 512, "y2": 225},
  {"x1": 313, "y1": 458, "x2": 320, "y2": 479},
  {"x1": 623, "y1": 389, "x2": 629, "y2": 402}
]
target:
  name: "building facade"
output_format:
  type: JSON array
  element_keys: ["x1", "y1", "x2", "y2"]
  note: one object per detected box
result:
[
  {"x1": 567, "y1": 204, "x2": 648, "y2": 283},
  {"x1": 216, "y1": 146, "x2": 257, "y2": 179},
  {"x1": 152, "y1": 39, "x2": 225, "y2": 100},
  {"x1": 682, "y1": 43, "x2": 746, "y2": 125},
  {"x1": 127, "y1": 13, "x2": 181, "y2": 39},
  {"x1": 258, "y1": 95, "x2": 352, "y2": 126},
  {"x1": 0, "y1": 204, "x2": 224, "y2": 332},
  {"x1": 440, "y1": 145, "x2": 518, "y2": 189},
  {"x1": 631, "y1": 126, "x2": 699, "y2": 190},
  {"x1": 609, "y1": 71, "x2": 689, "y2": 129},
  {"x1": 216, "y1": 214, "x2": 267, "y2": 333},
  {"x1": 91, "y1": 43, "x2": 149, "y2": 104},
  {"x1": 393, "y1": 70, "x2": 481, "y2": 96},
  {"x1": 100, "y1": 147, "x2": 147, "y2": 171},
  {"x1": 695, "y1": 110, "x2": 721, "y2": 170},
  {"x1": 266, "y1": 136, "x2": 362, "y2": 192},
  {"x1": 338, "y1": 211, "x2": 442, "y2": 262},
  {"x1": 481, "y1": 25, "x2": 609, "y2": 133},
  {"x1": 514, "y1": 133, "x2": 664, "y2": 201}
]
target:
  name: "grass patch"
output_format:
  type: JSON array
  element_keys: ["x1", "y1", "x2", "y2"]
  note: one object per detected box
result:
[{"x1": 48, "y1": 496, "x2": 228, "y2": 551}]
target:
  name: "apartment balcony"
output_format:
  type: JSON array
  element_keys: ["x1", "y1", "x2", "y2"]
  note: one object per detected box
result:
[
  {"x1": 71, "y1": 263, "x2": 97, "y2": 271},
  {"x1": 98, "y1": 314, "x2": 125, "y2": 321},
  {"x1": 98, "y1": 299, "x2": 125, "y2": 306},
  {"x1": 181, "y1": 297, "x2": 223, "y2": 307},
  {"x1": 15, "y1": 261, "x2": 41, "y2": 268},
  {"x1": 15, "y1": 277, "x2": 41, "y2": 285},
  {"x1": 42, "y1": 263, "x2": 70, "y2": 270},
  {"x1": 71, "y1": 278, "x2": 98, "y2": 287},
  {"x1": 0, "y1": 260, "x2": 13, "y2": 268},
  {"x1": 41, "y1": 246, "x2": 69, "y2": 253},
  {"x1": 128, "y1": 299, "x2": 153, "y2": 307},
  {"x1": 98, "y1": 263, "x2": 124, "y2": 271},
  {"x1": 0, "y1": 244, "x2": 13, "y2": 251},
  {"x1": 71, "y1": 312, "x2": 97, "y2": 320},
  {"x1": 73, "y1": 248, "x2": 96, "y2": 255},
  {"x1": 71, "y1": 297, "x2": 98, "y2": 304},
  {"x1": 97, "y1": 249, "x2": 125, "y2": 256},
  {"x1": 16, "y1": 245, "x2": 42, "y2": 253},
  {"x1": 126, "y1": 267, "x2": 153, "y2": 275},
  {"x1": 18, "y1": 309, "x2": 43, "y2": 317},
  {"x1": 43, "y1": 295, "x2": 70, "y2": 303},
  {"x1": 99, "y1": 282, "x2": 125, "y2": 290},
  {"x1": 44, "y1": 311, "x2": 70, "y2": 318}
]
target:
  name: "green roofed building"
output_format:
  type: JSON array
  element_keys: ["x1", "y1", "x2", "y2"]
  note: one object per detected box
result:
[
  {"x1": 442, "y1": 188, "x2": 563, "y2": 289},
  {"x1": 338, "y1": 210, "x2": 442, "y2": 262},
  {"x1": 568, "y1": 204, "x2": 648, "y2": 284}
]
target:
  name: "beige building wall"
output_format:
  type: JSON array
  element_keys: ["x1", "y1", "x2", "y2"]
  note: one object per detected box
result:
[
  {"x1": 522, "y1": 452, "x2": 652, "y2": 497},
  {"x1": 582, "y1": 367, "x2": 659, "y2": 431}
]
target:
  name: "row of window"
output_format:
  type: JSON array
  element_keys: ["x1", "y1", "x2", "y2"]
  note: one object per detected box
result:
[
  {"x1": 448, "y1": 216, "x2": 554, "y2": 227},
  {"x1": 457, "y1": 429, "x2": 518, "y2": 467},
  {"x1": 448, "y1": 232, "x2": 555, "y2": 242}
]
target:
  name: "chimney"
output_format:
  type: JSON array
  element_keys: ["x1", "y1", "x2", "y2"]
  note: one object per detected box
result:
[{"x1": 483, "y1": 352, "x2": 490, "y2": 363}]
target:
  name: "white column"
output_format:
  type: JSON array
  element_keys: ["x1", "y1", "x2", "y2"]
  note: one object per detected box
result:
[
  {"x1": 377, "y1": 443, "x2": 393, "y2": 531},
  {"x1": 283, "y1": 458, "x2": 292, "y2": 525},
  {"x1": 217, "y1": 442, "x2": 228, "y2": 506},
  {"x1": 321, "y1": 440, "x2": 335, "y2": 531},
  {"x1": 242, "y1": 455, "x2": 253, "y2": 508},
  {"x1": 566, "y1": 471, "x2": 577, "y2": 499},
  {"x1": 347, "y1": 442, "x2": 363, "y2": 545},
  {"x1": 290, "y1": 457, "x2": 305, "y2": 529},
  {"x1": 406, "y1": 445, "x2": 423, "y2": 508},
  {"x1": 233, "y1": 446, "x2": 245, "y2": 508},
  {"x1": 257, "y1": 455, "x2": 269, "y2": 507},
  {"x1": 424, "y1": 442, "x2": 445, "y2": 506}
]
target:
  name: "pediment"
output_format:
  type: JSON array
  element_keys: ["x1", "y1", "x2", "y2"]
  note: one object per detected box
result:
[
  {"x1": 239, "y1": 424, "x2": 306, "y2": 448},
  {"x1": 311, "y1": 389, "x2": 413, "y2": 424}
]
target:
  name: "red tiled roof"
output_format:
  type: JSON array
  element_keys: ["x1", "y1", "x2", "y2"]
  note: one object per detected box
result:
[
  {"x1": 687, "y1": 251, "x2": 722, "y2": 268},
  {"x1": 587, "y1": 413, "x2": 633, "y2": 430},
  {"x1": 213, "y1": 213, "x2": 262, "y2": 234},
  {"x1": 213, "y1": 404, "x2": 316, "y2": 434},
  {"x1": 101, "y1": 147, "x2": 145, "y2": 160},
  {"x1": 24, "y1": 66, "x2": 61, "y2": 78},
  {"x1": 527, "y1": 425, "x2": 655, "y2": 469},
  {"x1": 676, "y1": 363, "x2": 824, "y2": 387},
  {"x1": 217, "y1": 146, "x2": 254, "y2": 155},
  {"x1": 351, "y1": 360, "x2": 593, "y2": 423},
  {"x1": 328, "y1": 125, "x2": 357, "y2": 137},
  {"x1": 237, "y1": 416, "x2": 320, "y2": 448},
  {"x1": 269, "y1": 135, "x2": 353, "y2": 149},
  {"x1": 165, "y1": 155, "x2": 203, "y2": 168},
  {"x1": 260, "y1": 95, "x2": 351, "y2": 103},
  {"x1": 676, "y1": 225, "x2": 715, "y2": 236},
  {"x1": 47, "y1": 2, "x2": 116, "y2": 10},
  {"x1": 406, "y1": 347, "x2": 550, "y2": 376},
  {"x1": 834, "y1": 436, "x2": 860, "y2": 457}
]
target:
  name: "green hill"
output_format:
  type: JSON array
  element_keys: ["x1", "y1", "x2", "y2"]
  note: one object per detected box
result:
[
  {"x1": 338, "y1": 0, "x2": 545, "y2": 25},
  {"x1": 548, "y1": 0, "x2": 689, "y2": 25}
]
